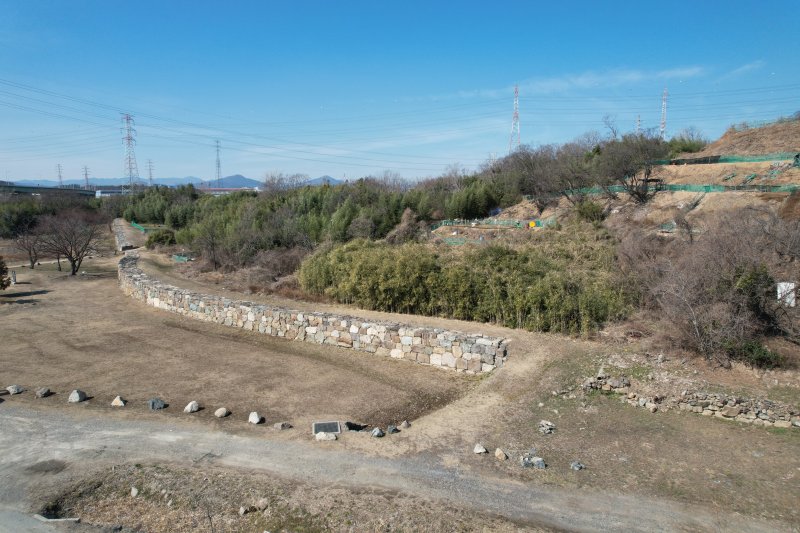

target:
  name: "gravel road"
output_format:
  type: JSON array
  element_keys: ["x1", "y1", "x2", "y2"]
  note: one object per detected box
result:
[{"x1": 0, "y1": 404, "x2": 787, "y2": 532}]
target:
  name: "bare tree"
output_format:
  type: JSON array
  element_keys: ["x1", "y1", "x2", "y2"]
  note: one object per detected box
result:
[
  {"x1": 14, "y1": 222, "x2": 42, "y2": 269},
  {"x1": 595, "y1": 132, "x2": 669, "y2": 203},
  {"x1": 262, "y1": 172, "x2": 307, "y2": 197},
  {"x1": 38, "y1": 212, "x2": 104, "y2": 275}
]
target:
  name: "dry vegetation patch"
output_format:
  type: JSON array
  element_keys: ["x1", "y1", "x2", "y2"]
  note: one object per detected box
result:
[{"x1": 41, "y1": 463, "x2": 534, "y2": 533}]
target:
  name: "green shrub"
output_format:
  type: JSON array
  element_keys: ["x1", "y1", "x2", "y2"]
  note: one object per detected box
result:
[
  {"x1": 725, "y1": 340, "x2": 783, "y2": 369},
  {"x1": 146, "y1": 229, "x2": 176, "y2": 249},
  {"x1": 298, "y1": 226, "x2": 632, "y2": 334},
  {"x1": 575, "y1": 200, "x2": 605, "y2": 222}
]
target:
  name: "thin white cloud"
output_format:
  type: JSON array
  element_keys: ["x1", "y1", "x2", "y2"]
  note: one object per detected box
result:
[
  {"x1": 409, "y1": 66, "x2": 706, "y2": 102},
  {"x1": 722, "y1": 60, "x2": 765, "y2": 79}
]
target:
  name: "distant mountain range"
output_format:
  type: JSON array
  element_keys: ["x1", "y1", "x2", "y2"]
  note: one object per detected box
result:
[
  {"x1": 304, "y1": 175, "x2": 343, "y2": 186},
  {"x1": 12, "y1": 174, "x2": 262, "y2": 189},
  {"x1": 11, "y1": 174, "x2": 343, "y2": 189}
]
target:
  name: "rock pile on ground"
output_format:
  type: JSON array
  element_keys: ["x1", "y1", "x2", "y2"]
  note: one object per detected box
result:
[
  {"x1": 538, "y1": 420, "x2": 556, "y2": 434},
  {"x1": 520, "y1": 453, "x2": 546, "y2": 469},
  {"x1": 581, "y1": 372, "x2": 799, "y2": 429}
]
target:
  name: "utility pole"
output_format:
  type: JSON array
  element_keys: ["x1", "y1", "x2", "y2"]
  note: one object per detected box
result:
[
  {"x1": 56, "y1": 164, "x2": 63, "y2": 188},
  {"x1": 82, "y1": 166, "x2": 90, "y2": 190},
  {"x1": 121, "y1": 113, "x2": 140, "y2": 190},
  {"x1": 508, "y1": 84, "x2": 520, "y2": 154},
  {"x1": 659, "y1": 88, "x2": 668, "y2": 140},
  {"x1": 147, "y1": 159, "x2": 154, "y2": 187},
  {"x1": 215, "y1": 140, "x2": 222, "y2": 187},
  {"x1": 636, "y1": 115, "x2": 641, "y2": 134}
]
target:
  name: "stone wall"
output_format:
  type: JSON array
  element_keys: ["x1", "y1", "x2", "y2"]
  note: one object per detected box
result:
[
  {"x1": 118, "y1": 252, "x2": 508, "y2": 374},
  {"x1": 112, "y1": 219, "x2": 137, "y2": 252}
]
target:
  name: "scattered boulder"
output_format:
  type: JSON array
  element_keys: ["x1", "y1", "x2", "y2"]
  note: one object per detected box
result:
[
  {"x1": 386, "y1": 424, "x2": 399, "y2": 434},
  {"x1": 315, "y1": 432, "x2": 337, "y2": 441},
  {"x1": 130, "y1": 487, "x2": 139, "y2": 498},
  {"x1": 214, "y1": 407, "x2": 230, "y2": 418},
  {"x1": 248, "y1": 412, "x2": 263, "y2": 424},
  {"x1": 183, "y1": 401, "x2": 199, "y2": 414},
  {"x1": 344, "y1": 421, "x2": 368, "y2": 431},
  {"x1": 495, "y1": 448, "x2": 508, "y2": 461},
  {"x1": 148, "y1": 398, "x2": 166, "y2": 411},
  {"x1": 273, "y1": 422, "x2": 292, "y2": 430},
  {"x1": 371, "y1": 427, "x2": 385, "y2": 438},
  {"x1": 538, "y1": 420, "x2": 556, "y2": 434},
  {"x1": 35, "y1": 387, "x2": 51, "y2": 399},
  {"x1": 473, "y1": 443, "x2": 488, "y2": 454},
  {"x1": 399, "y1": 420, "x2": 411, "y2": 429},
  {"x1": 520, "y1": 454, "x2": 546, "y2": 469},
  {"x1": 570, "y1": 461, "x2": 585, "y2": 471},
  {"x1": 68, "y1": 390, "x2": 87, "y2": 403},
  {"x1": 111, "y1": 396, "x2": 126, "y2": 407},
  {"x1": 6, "y1": 385, "x2": 24, "y2": 395}
]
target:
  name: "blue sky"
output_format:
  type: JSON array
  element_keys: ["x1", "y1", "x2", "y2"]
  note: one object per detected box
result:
[{"x1": 1, "y1": 1, "x2": 798, "y2": 182}]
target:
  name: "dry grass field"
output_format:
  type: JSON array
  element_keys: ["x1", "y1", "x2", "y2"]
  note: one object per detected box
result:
[{"x1": 2, "y1": 238, "x2": 799, "y2": 531}]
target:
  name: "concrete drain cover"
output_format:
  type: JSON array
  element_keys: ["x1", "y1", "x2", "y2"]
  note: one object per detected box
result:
[{"x1": 312, "y1": 421, "x2": 341, "y2": 434}]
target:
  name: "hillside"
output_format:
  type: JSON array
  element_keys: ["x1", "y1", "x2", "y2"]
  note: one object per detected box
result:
[{"x1": 693, "y1": 119, "x2": 800, "y2": 156}]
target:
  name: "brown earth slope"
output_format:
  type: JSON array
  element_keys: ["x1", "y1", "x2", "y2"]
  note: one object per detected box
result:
[{"x1": 693, "y1": 119, "x2": 800, "y2": 156}]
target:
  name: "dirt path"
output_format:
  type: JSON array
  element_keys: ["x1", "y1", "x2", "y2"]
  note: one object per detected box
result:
[{"x1": 0, "y1": 404, "x2": 786, "y2": 533}]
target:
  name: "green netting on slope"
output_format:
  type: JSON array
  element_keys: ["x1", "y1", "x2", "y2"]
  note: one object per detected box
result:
[
  {"x1": 654, "y1": 152, "x2": 797, "y2": 165},
  {"x1": 130, "y1": 220, "x2": 147, "y2": 233}
]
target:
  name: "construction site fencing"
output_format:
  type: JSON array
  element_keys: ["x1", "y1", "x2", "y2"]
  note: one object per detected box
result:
[
  {"x1": 531, "y1": 183, "x2": 800, "y2": 200},
  {"x1": 653, "y1": 152, "x2": 797, "y2": 165},
  {"x1": 130, "y1": 220, "x2": 148, "y2": 233}
]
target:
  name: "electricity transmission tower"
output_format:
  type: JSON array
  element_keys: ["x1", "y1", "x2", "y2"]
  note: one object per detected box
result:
[
  {"x1": 659, "y1": 88, "x2": 668, "y2": 140},
  {"x1": 215, "y1": 140, "x2": 222, "y2": 187},
  {"x1": 82, "y1": 166, "x2": 90, "y2": 190},
  {"x1": 508, "y1": 84, "x2": 520, "y2": 154},
  {"x1": 121, "y1": 113, "x2": 140, "y2": 190},
  {"x1": 147, "y1": 159, "x2": 154, "y2": 187},
  {"x1": 56, "y1": 164, "x2": 63, "y2": 188}
]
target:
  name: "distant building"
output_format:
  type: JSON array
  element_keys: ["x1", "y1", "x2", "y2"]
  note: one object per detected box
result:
[{"x1": 95, "y1": 189, "x2": 128, "y2": 198}]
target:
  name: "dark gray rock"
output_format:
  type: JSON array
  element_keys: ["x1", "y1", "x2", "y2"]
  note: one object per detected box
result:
[
  {"x1": 148, "y1": 398, "x2": 166, "y2": 410},
  {"x1": 387, "y1": 424, "x2": 399, "y2": 434},
  {"x1": 345, "y1": 421, "x2": 368, "y2": 432}
]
